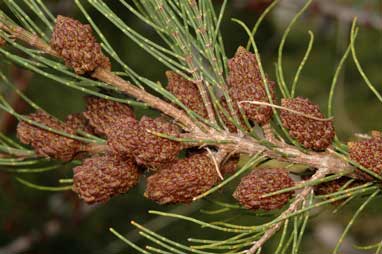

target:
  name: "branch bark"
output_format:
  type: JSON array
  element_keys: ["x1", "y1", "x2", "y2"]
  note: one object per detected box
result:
[{"x1": 0, "y1": 19, "x2": 352, "y2": 174}]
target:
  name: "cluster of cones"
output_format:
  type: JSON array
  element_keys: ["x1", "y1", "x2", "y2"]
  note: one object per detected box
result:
[
  {"x1": 16, "y1": 96, "x2": 240, "y2": 205},
  {"x1": 14, "y1": 15, "x2": 382, "y2": 210}
]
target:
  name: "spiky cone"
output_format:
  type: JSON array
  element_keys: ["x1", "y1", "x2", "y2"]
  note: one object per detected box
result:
[
  {"x1": 73, "y1": 155, "x2": 139, "y2": 204},
  {"x1": 145, "y1": 153, "x2": 219, "y2": 204},
  {"x1": 280, "y1": 97, "x2": 335, "y2": 151},
  {"x1": 50, "y1": 15, "x2": 110, "y2": 74},
  {"x1": 16, "y1": 110, "x2": 82, "y2": 161},
  {"x1": 233, "y1": 168, "x2": 295, "y2": 211},
  {"x1": 313, "y1": 177, "x2": 364, "y2": 205},
  {"x1": 227, "y1": 46, "x2": 276, "y2": 125},
  {"x1": 228, "y1": 46, "x2": 261, "y2": 89},
  {"x1": 348, "y1": 135, "x2": 382, "y2": 181},
  {"x1": 133, "y1": 116, "x2": 183, "y2": 166},
  {"x1": 105, "y1": 116, "x2": 139, "y2": 158},
  {"x1": 229, "y1": 80, "x2": 276, "y2": 125},
  {"x1": 65, "y1": 113, "x2": 95, "y2": 135},
  {"x1": 166, "y1": 71, "x2": 208, "y2": 118},
  {"x1": 83, "y1": 96, "x2": 135, "y2": 135}
]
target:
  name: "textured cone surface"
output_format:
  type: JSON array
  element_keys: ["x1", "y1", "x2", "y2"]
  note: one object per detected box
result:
[
  {"x1": 83, "y1": 96, "x2": 135, "y2": 135},
  {"x1": 105, "y1": 117, "x2": 139, "y2": 157},
  {"x1": 280, "y1": 97, "x2": 335, "y2": 151},
  {"x1": 17, "y1": 110, "x2": 81, "y2": 161},
  {"x1": 233, "y1": 168, "x2": 294, "y2": 211},
  {"x1": 228, "y1": 46, "x2": 261, "y2": 88},
  {"x1": 227, "y1": 46, "x2": 276, "y2": 125},
  {"x1": 144, "y1": 160, "x2": 179, "y2": 172},
  {"x1": 349, "y1": 136, "x2": 382, "y2": 180},
  {"x1": 73, "y1": 155, "x2": 139, "y2": 204},
  {"x1": 65, "y1": 113, "x2": 95, "y2": 135},
  {"x1": 145, "y1": 153, "x2": 219, "y2": 204},
  {"x1": 314, "y1": 177, "x2": 363, "y2": 205},
  {"x1": 229, "y1": 80, "x2": 275, "y2": 125},
  {"x1": 50, "y1": 15, "x2": 110, "y2": 74},
  {"x1": 134, "y1": 116, "x2": 182, "y2": 166},
  {"x1": 166, "y1": 71, "x2": 208, "y2": 118}
]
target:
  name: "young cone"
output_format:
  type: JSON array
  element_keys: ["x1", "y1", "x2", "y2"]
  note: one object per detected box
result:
[
  {"x1": 73, "y1": 155, "x2": 139, "y2": 204},
  {"x1": 83, "y1": 96, "x2": 135, "y2": 135},
  {"x1": 166, "y1": 71, "x2": 208, "y2": 118},
  {"x1": 348, "y1": 133, "x2": 382, "y2": 180},
  {"x1": 145, "y1": 153, "x2": 219, "y2": 204},
  {"x1": 233, "y1": 168, "x2": 295, "y2": 211},
  {"x1": 133, "y1": 116, "x2": 182, "y2": 166},
  {"x1": 17, "y1": 110, "x2": 82, "y2": 161},
  {"x1": 280, "y1": 97, "x2": 335, "y2": 151},
  {"x1": 50, "y1": 15, "x2": 110, "y2": 74},
  {"x1": 228, "y1": 46, "x2": 276, "y2": 125},
  {"x1": 65, "y1": 113, "x2": 95, "y2": 135},
  {"x1": 105, "y1": 116, "x2": 139, "y2": 157}
]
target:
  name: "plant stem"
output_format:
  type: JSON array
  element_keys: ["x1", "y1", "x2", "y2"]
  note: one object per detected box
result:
[{"x1": 91, "y1": 68, "x2": 200, "y2": 132}]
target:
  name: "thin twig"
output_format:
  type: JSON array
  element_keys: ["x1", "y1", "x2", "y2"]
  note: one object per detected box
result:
[
  {"x1": 91, "y1": 68, "x2": 200, "y2": 132},
  {"x1": 0, "y1": 12, "x2": 354, "y2": 197},
  {"x1": 0, "y1": 19, "x2": 201, "y2": 133}
]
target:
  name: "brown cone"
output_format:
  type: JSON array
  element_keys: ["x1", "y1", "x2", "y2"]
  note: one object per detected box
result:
[
  {"x1": 105, "y1": 116, "x2": 139, "y2": 157},
  {"x1": 65, "y1": 113, "x2": 95, "y2": 135},
  {"x1": 166, "y1": 71, "x2": 208, "y2": 118},
  {"x1": 228, "y1": 46, "x2": 261, "y2": 88},
  {"x1": 233, "y1": 168, "x2": 295, "y2": 211},
  {"x1": 73, "y1": 155, "x2": 139, "y2": 204},
  {"x1": 16, "y1": 110, "x2": 81, "y2": 161},
  {"x1": 145, "y1": 153, "x2": 219, "y2": 204},
  {"x1": 50, "y1": 15, "x2": 110, "y2": 74},
  {"x1": 349, "y1": 135, "x2": 382, "y2": 180},
  {"x1": 280, "y1": 97, "x2": 335, "y2": 151},
  {"x1": 83, "y1": 96, "x2": 135, "y2": 135},
  {"x1": 227, "y1": 46, "x2": 276, "y2": 125},
  {"x1": 133, "y1": 116, "x2": 182, "y2": 166}
]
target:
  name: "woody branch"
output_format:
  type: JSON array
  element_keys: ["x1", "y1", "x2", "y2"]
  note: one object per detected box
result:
[{"x1": 0, "y1": 19, "x2": 352, "y2": 175}]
